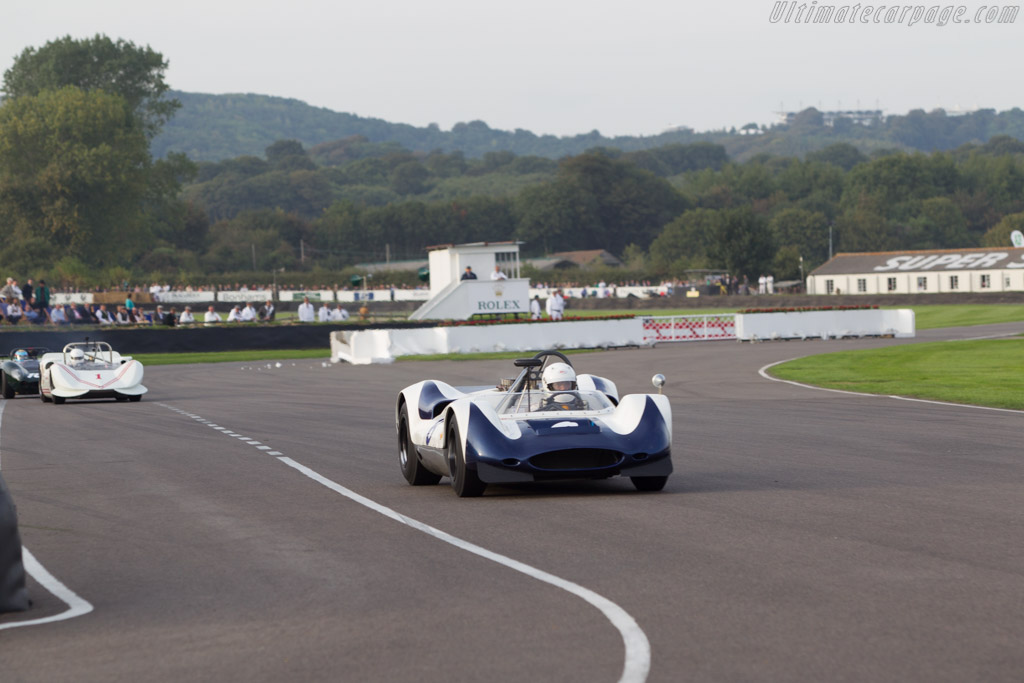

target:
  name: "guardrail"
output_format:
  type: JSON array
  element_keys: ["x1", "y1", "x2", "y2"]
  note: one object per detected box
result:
[{"x1": 641, "y1": 315, "x2": 737, "y2": 343}]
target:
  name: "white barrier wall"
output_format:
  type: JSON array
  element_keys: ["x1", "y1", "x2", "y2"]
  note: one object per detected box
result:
[
  {"x1": 154, "y1": 291, "x2": 216, "y2": 304},
  {"x1": 218, "y1": 290, "x2": 273, "y2": 303},
  {"x1": 331, "y1": 318, "x2": 646, "y2": 364},
  {"x1": 734, "y1": 309, "x2": 915, "y2": 341},
  {"x1": 52, "y1": 292, "x2": 96, "y2": 305}
]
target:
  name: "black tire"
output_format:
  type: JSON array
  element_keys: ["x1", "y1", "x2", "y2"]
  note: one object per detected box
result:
[
  {"x1": 398, "y1": 405, "x2": 440, "y2": 486},
  {"x1": 115, "y1": 395, "x2": 129, "y2": 402},
  {"x1": 631, "y1": 475, "x2": 668, "y2": 492},
  {"x1": 1, "y1": 373, "x2": 14, "y2": 399},
  {"x1": 53, "y1": 394, "x2": 65, "y2": 405},
  {"x1": 448, "y1": 423, "x2": 486, "y2": 498},
  {"x1": 39, "y1": 387, "x2": 50, "y2": 403},
  {"x1": 128, "y1": 394, "x2": 142, "y2": 403}
]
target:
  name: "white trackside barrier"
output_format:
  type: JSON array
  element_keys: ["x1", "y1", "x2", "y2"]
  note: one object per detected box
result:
[
  {"x1": 331, "y1": 318, "x2": 647, "y2": 364},
  {"x1": 734, "y1": 308, "x2": 916, "y2": 341}
]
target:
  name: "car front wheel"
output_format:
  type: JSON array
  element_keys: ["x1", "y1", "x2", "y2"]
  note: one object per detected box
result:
[
  {"x1": 631, "y1": 475, "x2": 668, "y2": 492},
  {"x1": 448, "y1": 423, "x2": 486, "y2": 498},
  {"x1": 398, "y1": 405, "x2": 440, "y2": 486},
  {"x1": 1, "y1": 373, "x2": 14, "y2": 399}
]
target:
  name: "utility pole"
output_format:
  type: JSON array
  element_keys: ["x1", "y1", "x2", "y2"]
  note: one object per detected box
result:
[
  {"x1": 300, "y1": 239, "x2": 305, "y2": 265},
  {"x1": 251, "y1": 243, "x2": 256, "y2": 270},
  {"x1": 828, "y1": 223, "x2": 834, "y2": 260},
  {"x1": 386, "y1": 243, "x2": 390, "y2": 264}
]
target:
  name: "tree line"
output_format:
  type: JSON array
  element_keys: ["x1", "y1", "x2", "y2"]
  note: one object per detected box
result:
[{"x1": 2, "y1": 36, "x2": 1024, "y2": 290}]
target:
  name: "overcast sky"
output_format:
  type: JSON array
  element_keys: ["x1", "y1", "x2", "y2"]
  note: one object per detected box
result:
[{"x1": 4, "y1": 1, "x2": 1022, "y2": 137}]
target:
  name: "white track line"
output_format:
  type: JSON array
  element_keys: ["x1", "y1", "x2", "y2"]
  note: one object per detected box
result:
[
  {"x1": 157, "y1": 403, "x2": 651, "y2": 683},
  {"x1": 0, "y1": 400, "x2": 95, "y2": 630},
  {"x1": 0, "y1": 547, "x2": 94, "y2": 631},
  {"x1": 759, "y1": 359, "x2": 1024, "y2": 415}
]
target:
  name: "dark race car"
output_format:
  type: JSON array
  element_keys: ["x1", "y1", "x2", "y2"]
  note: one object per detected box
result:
[{"x1": 1, "y1": 348, "x2": 48, "y2": 398}]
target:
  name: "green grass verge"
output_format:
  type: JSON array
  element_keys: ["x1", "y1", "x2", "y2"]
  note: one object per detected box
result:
[
  {"x1": 133, "y1": 348, "x2": 331, "y2": 366},
  {"x1": 768, "y1": 338, "x2": 1024, "y2": 410}
]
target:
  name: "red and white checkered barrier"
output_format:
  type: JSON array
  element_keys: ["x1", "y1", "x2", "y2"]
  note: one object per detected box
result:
[{"x1": 641, "y1": 315, "x2": 736, "y2": 343}]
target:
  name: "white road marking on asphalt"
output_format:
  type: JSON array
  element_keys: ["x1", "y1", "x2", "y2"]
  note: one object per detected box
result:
[
  {"x1": 0, "y1": 403, "x2": 95, "y2": 630},
  {"x1": 759, "y1": 359, "x2": 1024, "y2": 414},
  {"x1": 155, "y1": 402, "x2": 652, "y2": 683},
  {"x1": 0, "y1": 547, "x2": 94, "y2": 631},
  {"x1": 277, "y1": 457, "x2": 651, "y2": 683}
]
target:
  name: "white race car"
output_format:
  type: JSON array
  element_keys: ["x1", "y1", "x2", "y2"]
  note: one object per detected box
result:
[
  {"x1": 39, "y1": 341, "x2": 147, "y2": 404},
  {"x1": 396, "y1": 350, "x2": 673, "y2": 497}
]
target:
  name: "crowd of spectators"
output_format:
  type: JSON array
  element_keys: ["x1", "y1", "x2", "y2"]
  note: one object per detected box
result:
[{"x1": 1, "y1": 276, "x2": 354, "y2": 328}]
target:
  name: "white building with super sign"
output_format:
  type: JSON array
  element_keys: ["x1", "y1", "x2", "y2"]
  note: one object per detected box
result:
[{"x1": 807, "y1": 248, "x2": 1024, "y2": 295}]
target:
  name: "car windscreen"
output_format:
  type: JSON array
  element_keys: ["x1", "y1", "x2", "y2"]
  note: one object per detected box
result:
[{"x1": 497, "y1": 390, "x2": 613, "y2": 415}]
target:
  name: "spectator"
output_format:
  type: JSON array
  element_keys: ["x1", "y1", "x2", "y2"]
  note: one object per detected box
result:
[
  {"x1": 125, "y1": 292, "x2": 136, "y2": 315},
  {"x1": 1, "y1": 278, "x2": 22, "y2": 302},
  {"x1": 22, "y1": 278, "x2": 34, "y2": 309},
  {"x1": 162, "y1": 307, "x2": 177, "y2": 326},
  {"x1": 6, "y1": 298, "x2": 23, "y2": 325},
  {"x1": 154, "y1": 305, "x2": 166, "y2": 323},
  {"x1": 179, "y1": 306, "x2": 196, "y2": 324},
  {"x1": 546, "y1": 290, "x2": 565, "y2": 321},
  {"x1": 240, "y1": 302, "x2": 257, "y2": 322},
  {"x1": 34, "y1": 279, "x2": 52, "y2": 323},
  {"x1": 94, "y1": 304, "x2": 114, "y2": 325},
  {"x1": 331, "y1": 304, "x2": 350, "y2": 322},
  {"x1": 490, "y1": 265, "x2": 508, "y2": 281},
  {"x1": 258, "y1": 300, "x2": 275, "y2": 322},
  {"x1": 460, "y1": 266, "x2": 477, "y2": 280},
  {"x1": 51, "y1": 304, "x2": 68, "y2": 325},
  {"x1": 297, "y1": 296, "x2": 315, "y2": 322},
  {"x1": 204, "y1": 305, "x2": 222, "y2": 325},
  {"x1": 530, "y1": 295, "x2": 542, "y2": 320},
  {"x1": 226, "y1": 305, "x2": 243, "y2": 322},
  {"x1": 318, "y1": 301, "x2": 332, "y2": 322},
  {"x1": 115, "y1": 306, "x2": 133, "y2": 324}
]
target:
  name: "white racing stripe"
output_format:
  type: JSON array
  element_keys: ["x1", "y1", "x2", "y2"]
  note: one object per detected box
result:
[
  {"x1": 157, "y1": 403, "x2": 651, "y2": 683},
  {"x1": 759, "y1": 359, "x2": 1024, "y2": 414},
  {"x1": 0, "y1": 399, "x2": 95, "y2": 630}
]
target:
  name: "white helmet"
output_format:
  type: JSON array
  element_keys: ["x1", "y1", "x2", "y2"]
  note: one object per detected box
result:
[
  {"x1": 69, "y1": 348, "x2": 85, "y2": 363},
  {"x1": 542, "y1": 362, "x2": 577, "y2": 392},
  {"x1": 15, "y1": 349, "x2": 29, "y2": 361}
]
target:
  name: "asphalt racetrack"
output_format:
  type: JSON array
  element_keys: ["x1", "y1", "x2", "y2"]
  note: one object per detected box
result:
[{"x1": 2, "y1": 323, "x2": 1022, "y2": 682}]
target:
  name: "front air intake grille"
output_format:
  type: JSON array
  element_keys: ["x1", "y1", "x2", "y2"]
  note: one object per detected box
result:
[{"x1": 529, "y1": 449, "x2": 623, "y2": 471}]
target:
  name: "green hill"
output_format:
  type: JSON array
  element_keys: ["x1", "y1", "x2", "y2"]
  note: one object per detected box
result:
[{"x1": 152, "y1": 91, "x2": 1024, "y2": 163}]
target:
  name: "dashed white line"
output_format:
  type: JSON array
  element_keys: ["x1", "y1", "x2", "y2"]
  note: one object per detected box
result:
[{"x1": 157, "y1": 402, "x2": 652, "y2": 683}]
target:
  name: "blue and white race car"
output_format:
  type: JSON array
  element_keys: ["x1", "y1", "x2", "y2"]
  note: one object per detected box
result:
[{"x1": 396, "y1": 350, "x2": 673, "y2": 497}]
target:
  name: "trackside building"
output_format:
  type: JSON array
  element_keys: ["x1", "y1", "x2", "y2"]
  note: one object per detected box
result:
[{"x1": 807, "y1": 247, "x2": 1024, "y2": 295}]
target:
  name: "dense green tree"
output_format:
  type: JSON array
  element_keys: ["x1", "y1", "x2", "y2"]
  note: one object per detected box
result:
[
  {"x1": 647, "y1": 208, "x2": 722, "y2": 275},
  {"x1": 390, "y1": 161, "x2": 430, "y2": 195},
  {"x1": 768, "y1": 208, "x2": 831, "y2": 266},
  {"x1": 265, "y1": 139, "x2": 316, "y2": 171},
  {"x1": 707, "y1": 207, "x2": 774, "y2": 279},
  {"x1": 0, "y1": 87, "x2": 150, "y2": 266},
  {"x1": 980, "y1": 212, "x2": 1024, "y2": 247},
  {"x1": 903, "y1": 197, "x2": 972, "y2": 249},
  {"x1": 3, "y1": 34, "x2": 178, "y2": 139},
  {"x1": 513, "y1": 180, "x2": 599, "y2": 255}
]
